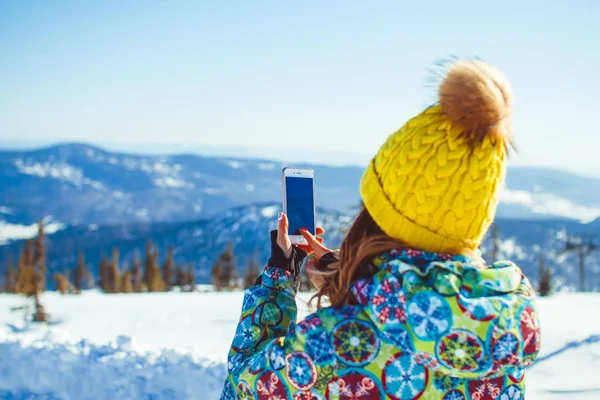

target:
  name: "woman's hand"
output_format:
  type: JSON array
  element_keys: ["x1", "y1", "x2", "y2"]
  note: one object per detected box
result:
[
  {"x1": 268, "y1": 212, "x2": 325, "y2": 276},
  {"x1": 298, "y1": 227, "x2": 336, "y2": 290},
  {"x1": 276, "y1": 212, "x2": 325, "y2": 257},
  {"x1": 298, "y1": 227, "x2": 331, "y2": 260}
]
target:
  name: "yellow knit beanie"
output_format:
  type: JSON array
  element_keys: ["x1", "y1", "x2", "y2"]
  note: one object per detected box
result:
[{"x1": 360, "y1": 60, "x2": 513, "y2": 253}]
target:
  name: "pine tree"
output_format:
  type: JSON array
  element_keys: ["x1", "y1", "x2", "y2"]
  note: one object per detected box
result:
[
  {"x1": 145, "y1": 243, "x2": 165, "y2": 292},
  {"x1": 15, "y1": 240, "x2": 35, "y2": 296},
  {"x1": 72, "y1": 252, "x2": 88, "y2": 293},
  {"x1": 32, "y1": 221, "x2": 46, "y2": 293},
  {"x1": 243, "y1": 252, "x2": 260, "y2": 289},
  {"x1": 120, "y1": 265, "x2": 133, "y2": 293},
  {"x1": 217, "y1": 244, "x2": 238, "y2": 290},
  {"x1": 187, "y1": 264, "x2": 196, "y2": 292},
  {"x1": 538, "y1": 255, "x2": 552, "y2": 296},
  {"x1": 3, "y1": 254, "x2": 15, "y2": 293},
  {"x1": 132, "y1": 249, "x2": 143, "y2": 293},
  {"x1": 144, "y1": 240, "x2": 153, "y2": 289},
  {"x1": 98, "y1": 253, "x2": 109, "y2": 292},
  {"x1": 162, "y1": 245, "x2": 174, "y2": 291},
  {"x1": 23, "y1": 238, "x2": 33, "y2": 269},
  {"x1": 211, "y1": 259, "x2": 223, "y2": 291},
  {"x1": 32, "y1": 291, "x2": 47, "y2": 322},
  {"x1": 108, "y1": 247, "x2": 120, "y2": 294},
  {"x1": 53, "y1": 272, "x2": 72, "y2": 294},
  {"x1": 175, "y1": 265, "x2": 185, "y2": 287}
]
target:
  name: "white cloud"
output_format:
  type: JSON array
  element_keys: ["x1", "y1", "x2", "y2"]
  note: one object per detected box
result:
[{"x1": 500, "y1": 188, "x2": 600, "y2": 223}]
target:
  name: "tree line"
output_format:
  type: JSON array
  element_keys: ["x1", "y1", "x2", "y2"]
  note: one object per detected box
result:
[
  {"x1": 0, "y1": 222, "x2": 304, "y2": 298},
  {"x1": 1, "y1": 222, "x2": 196, "y2": 298},
  {"x1": 6, "y1": 221, "x2": 588, "y2": 306}
]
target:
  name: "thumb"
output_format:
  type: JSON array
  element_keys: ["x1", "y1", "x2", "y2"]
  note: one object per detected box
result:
[
  {"x1": 277, "y1": 212, "x2": 288, "y2": 234},
  {"x1": 277, "y1": 212, "x2": 292, "y2": 257}
]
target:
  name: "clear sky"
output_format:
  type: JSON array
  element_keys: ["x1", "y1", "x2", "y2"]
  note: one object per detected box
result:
[{"x1": 1, "y1": 0, "x2": 599, "y2": 174}]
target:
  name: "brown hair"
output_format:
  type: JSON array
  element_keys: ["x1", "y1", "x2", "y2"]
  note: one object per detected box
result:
[{"x1": 311, "y1": 206, "x2": 405, "y2": 309}]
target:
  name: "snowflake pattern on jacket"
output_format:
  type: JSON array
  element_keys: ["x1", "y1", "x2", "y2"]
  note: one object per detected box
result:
[{"x1": 222, "y1": 249, "x2": 541, "y2": 399}]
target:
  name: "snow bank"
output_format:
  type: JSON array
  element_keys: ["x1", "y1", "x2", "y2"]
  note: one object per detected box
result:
[
  {"x1": 1, "y1": 291, "x2": 599, "y2": 399},
  {"x1": 0, "y1": 334, "x2": 226, "y2": 400}
]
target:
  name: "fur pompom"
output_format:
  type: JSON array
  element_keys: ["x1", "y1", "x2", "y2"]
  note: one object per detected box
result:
[{"x1": 439, "y1": 60, "x2": 513, "y2": 147}]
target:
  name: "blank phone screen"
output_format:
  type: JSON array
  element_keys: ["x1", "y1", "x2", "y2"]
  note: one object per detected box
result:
[{"x1": 285, "y1": 176, "x2": 315, "y2": 236}]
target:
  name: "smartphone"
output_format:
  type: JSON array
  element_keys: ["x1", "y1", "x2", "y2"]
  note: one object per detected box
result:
[{"x1": 282, "y1": 167, "x2": 316, "y2": 245}]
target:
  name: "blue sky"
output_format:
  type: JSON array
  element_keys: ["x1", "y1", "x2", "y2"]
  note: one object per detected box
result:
[{"x1": 1, "y1": 0, "x2": 599, "y2": 174}]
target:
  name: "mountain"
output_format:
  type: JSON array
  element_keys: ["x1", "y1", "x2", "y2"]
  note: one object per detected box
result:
[
  {"x1": 1, "y1": 143, "x2": 600, "y2": 230},
  {"x1": 1, "y1": 202, "x2": 599, "y2": 291},
  {"x1": 0, "y1": 143, "x2": 362, "y2": 227}
]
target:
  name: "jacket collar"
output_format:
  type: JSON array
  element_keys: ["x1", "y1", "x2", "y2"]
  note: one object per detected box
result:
[{"x1": 351, "y1": 248, "x2": 523, "y2": 307}]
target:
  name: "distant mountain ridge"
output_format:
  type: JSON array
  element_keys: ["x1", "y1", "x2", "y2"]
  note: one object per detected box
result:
[{"x1": 1, "y1": 143, "x2": 600, "y2": 230}]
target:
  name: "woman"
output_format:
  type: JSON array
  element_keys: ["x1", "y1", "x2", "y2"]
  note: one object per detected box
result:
[{"x1": 222, "y1": 60, "x2": 540, "y2": 399}]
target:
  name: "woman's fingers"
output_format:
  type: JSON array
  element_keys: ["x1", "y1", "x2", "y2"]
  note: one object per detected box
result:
[
  {"x1": 296, "y1": 237, "x2": 323, "y2": 254},
  {"x1": 315, "y1": 226, "x2": 325, "y2": 236},
  {"x1": 300, "y1": 228, "x2": 332, "y2": 258}
]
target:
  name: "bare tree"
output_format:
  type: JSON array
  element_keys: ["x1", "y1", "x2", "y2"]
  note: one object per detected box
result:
[
  {"x1": 2, "y1": 254, "x2": 15, "y2": 293},
  {"x1": 538, "y1": 255, "x2": 552, "y2": 296},
  {"x1": 132, "y1": 249, "x2": 143, "y2": 292},
  {"x1": 490, "y1": 224, "x2": 499, "y2": 261},
  {"x1": 163, "y1": 245, "x2": 175, "y2": 291},
  {"x1": 562, "y1": 234, "x2": 599, "y2": 292},
  {"x1": 72, "y1": 252, "x2": 88, "y2": 293}
]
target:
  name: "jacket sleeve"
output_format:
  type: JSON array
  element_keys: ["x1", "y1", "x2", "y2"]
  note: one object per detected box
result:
[{"x1": 221, "y1": 266, "x2": 312, "y2": 398}]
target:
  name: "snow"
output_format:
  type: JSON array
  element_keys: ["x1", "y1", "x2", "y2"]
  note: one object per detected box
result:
[
  {"x1": 14, "y1": 160, "x2": 84, "y2": 186},
  {"x1": 0, "y1": 291, "x2": 598, "y2": 399},
  {"x1": 0, "y1": 206, "x2": 14, "y2": 215},
  {"x1": 134, "y1": 209, "x2": 149, "y2": 219},
  {"x1": 154, "y1": 177, "x2": 192, "y2": 189},
  {"x1": 122, "y1": 158, "x2": 138, "y2": 171},
  {"x1": 260, "y1": 205, "x2": 279, "y2": 218},
  {"x1": 225, "y1": 160, "x2": 242, "y2": 169},
  {"x1": 0, "y1": 220, "x2": 65, "y2": 245},
  {"x1": 13, "y1": 159, "x2": 105, "y2": 190},
  {"x1": 498, "y1": 237, "x2": 527, "y2": 260},
  {"x1": 83, "y1": 178, "x2": 105, "y2": 190},
  {"x1": 500, "y1": 188, "x2": 600, "y2": 223}
]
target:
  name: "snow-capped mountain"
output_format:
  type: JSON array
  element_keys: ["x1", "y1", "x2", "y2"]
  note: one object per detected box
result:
[
  {"x1": 1, "y1": 202, "x2": 599, "y2": 292},
  {"x1": 1, "y1": 143, "x2": 600, "y2": 229}
]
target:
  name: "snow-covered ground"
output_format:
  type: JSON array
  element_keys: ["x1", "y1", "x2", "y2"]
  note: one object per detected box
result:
[{"x1": 0, "y1": 291, "x2": 599, "y2": 399}]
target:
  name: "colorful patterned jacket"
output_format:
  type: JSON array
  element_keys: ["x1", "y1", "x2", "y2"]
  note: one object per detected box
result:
[{"x1": 222, "y1": 248, "x2": 541, "y2": 399}]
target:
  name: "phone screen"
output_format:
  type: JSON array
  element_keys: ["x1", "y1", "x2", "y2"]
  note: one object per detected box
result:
[{"x1": 285, "y1": 176, "x2": 315, "y2": 236}]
